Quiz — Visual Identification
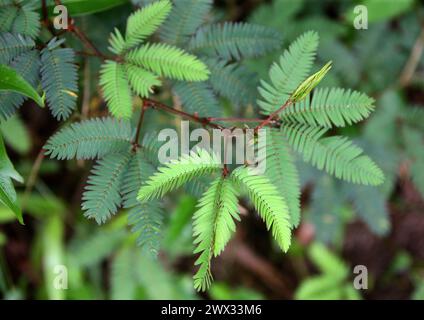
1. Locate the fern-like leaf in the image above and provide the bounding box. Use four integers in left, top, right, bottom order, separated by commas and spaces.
230, 166, 292, 252
137, 149, 222, 202
193, 176, 239, 291
283, 123, 385, 185
173, 81, 222, 118
258, 31, 319, 114
125, 64, 161, 98
125, 43, 210, 81
108, 28, 126, 55
206, 58, 257, 106
259, 128, 301, 226
99, 60, 133, 119
0, 32, 34, 64
82, 152, 132, 224
281, 88, 375, 128
159, 0, 212, 45
41, 40, 78, 120
124, 0, 172, 51
122, 152, 164, 256
0, 2, 40, 39
342, 184, 390, 236
44, 117, 132, 160
188, 22, 282, 60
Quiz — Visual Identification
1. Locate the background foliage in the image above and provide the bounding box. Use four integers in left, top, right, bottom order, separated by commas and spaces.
0, 0, 424, 300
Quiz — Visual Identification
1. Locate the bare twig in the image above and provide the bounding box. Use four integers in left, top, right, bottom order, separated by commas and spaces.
399, 25, 424, 88
255, 99, 292, 132
225, 240, 292, 298
132, 100, 148, 150
22, 148, 45, 209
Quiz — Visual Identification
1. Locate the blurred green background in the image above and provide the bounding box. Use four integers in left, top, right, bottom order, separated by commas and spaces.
1, 0, 424, 300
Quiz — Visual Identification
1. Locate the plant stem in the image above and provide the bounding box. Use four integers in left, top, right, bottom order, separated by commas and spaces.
399, 24, 424, 87
144, 99, 224, 130
255, 99, 292, 131
133, 100, 148, 150
207, 117, 264, 123
41, 0, 49, 26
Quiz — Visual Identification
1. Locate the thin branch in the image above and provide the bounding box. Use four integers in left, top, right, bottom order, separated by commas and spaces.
399, 24, 424, 88
207, 117, 265, 123
144, 98, 224, 130
70, 24, 106, 59
255, 99, 292, 132
22, 148, 45, 210
41, 0, 49, 26
132, 100, 148, 150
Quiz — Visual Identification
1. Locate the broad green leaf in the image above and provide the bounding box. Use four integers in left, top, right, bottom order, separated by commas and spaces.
0, 134, 23, 183
0, 115, 31, 154
46, 0, 129, 17
0, 135, 23, 224
0, 64, 44, 107
0, 176, 22, 224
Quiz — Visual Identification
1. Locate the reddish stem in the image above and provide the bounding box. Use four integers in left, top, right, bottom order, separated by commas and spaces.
255, 99, 292, 132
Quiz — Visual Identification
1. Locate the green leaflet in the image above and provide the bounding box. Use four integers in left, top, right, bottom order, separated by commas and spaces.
100, 60, 133, 119
122, 152, 164, 256
342, 183, 390, 236
206, 58, 257, 106
259, 128, 301, 227
308, 175, 345, 244
188, 22, 282, 60
258, 31, 319, 115
123, 0, 172, 52
125, 64, 161, 98
159, 0, 212, 46
0, 2, 40, 39
193, 176, 239, 291
126, 43, 210, 82
283, 123, 385, 186
40, 39, 78, 120
82, 152, 132, 224
137, 149, 222, 202
173, 81, 222, 118
44, 117, 132, 160
281, 88, 375, 128
0, 32, 35, 65
230, 166, 292, 252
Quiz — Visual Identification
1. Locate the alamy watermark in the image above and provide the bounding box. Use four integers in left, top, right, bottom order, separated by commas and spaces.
157, 121, 267, 174
353, 5, 368, 30
53, 5, 69, 30
353, 265, 368, 290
